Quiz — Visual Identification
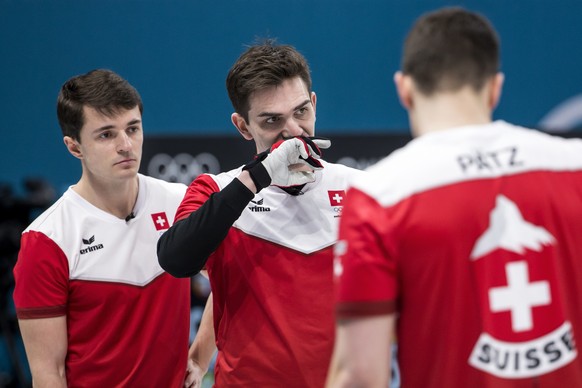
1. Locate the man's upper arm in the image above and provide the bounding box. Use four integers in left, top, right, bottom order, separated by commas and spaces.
13, 231, 69, 319
13, 230, 70, 385
158, 175, 254, 277
19, 316, 68, 386
335, 188, 398, 318
174, 175, 219, 222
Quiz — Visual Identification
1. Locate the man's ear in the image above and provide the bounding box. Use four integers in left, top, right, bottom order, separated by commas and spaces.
489, 72, 505, 110
64, 136, 83, 159
231, 112, 253, 140
394, 71, 414, 110
311, 91, 317, 114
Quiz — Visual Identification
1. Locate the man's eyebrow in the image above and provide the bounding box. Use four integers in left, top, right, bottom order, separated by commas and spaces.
126, 119, 142, 126
293, 99, 311, 111
91, 119, 141, 134
257, 99, 312, 117
92, 124, 114, 134
257, 111, 281, 118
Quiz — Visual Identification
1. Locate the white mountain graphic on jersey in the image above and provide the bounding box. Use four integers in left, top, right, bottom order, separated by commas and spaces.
471, 195, 555, 260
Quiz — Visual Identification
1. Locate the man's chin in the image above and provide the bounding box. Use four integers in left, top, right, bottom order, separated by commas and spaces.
113, 166, 140, 178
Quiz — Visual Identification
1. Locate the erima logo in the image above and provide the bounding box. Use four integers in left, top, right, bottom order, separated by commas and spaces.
248, 197, 270, 212
80, 235, 104, 255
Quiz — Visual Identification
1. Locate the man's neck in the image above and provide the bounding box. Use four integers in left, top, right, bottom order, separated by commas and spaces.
411, 88, 493, 137
73, 174, 139, 219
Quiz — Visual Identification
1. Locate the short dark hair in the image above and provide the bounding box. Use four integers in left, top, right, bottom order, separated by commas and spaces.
226, 39, 312, 122
56, 69, 143, 141
401, 7, 500, 95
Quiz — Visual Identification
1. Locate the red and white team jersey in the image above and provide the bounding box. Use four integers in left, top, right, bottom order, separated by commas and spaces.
13, 174, 190, 388
335, 121, 582, 387
176, 161, 363, 387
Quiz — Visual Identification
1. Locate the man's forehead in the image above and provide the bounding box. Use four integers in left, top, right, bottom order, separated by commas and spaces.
81, 106, 142, 134
83, 105, 141, 121
248, 80, 311, 116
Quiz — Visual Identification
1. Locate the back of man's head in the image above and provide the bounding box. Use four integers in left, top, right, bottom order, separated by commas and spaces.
402, 7, 500, 96
57, 69, 143, 141
226, 39, 312, 123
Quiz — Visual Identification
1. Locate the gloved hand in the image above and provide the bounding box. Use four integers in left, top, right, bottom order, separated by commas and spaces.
299, 136, 331, 168
243, 136, 331, 191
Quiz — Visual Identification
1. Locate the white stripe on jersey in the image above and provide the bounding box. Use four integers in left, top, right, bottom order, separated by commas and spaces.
353, 121, 582, 207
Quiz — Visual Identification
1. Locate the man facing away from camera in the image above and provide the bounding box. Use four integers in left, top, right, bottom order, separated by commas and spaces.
327, 7, 582, 388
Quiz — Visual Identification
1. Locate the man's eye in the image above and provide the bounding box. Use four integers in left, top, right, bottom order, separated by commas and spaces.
99, 132, 110, 139
128, 126, 139, 133
296, 107, 308, 116
266, 117, 280, 124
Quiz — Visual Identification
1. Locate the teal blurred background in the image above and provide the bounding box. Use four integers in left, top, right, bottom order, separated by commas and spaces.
1, 0, 582, 191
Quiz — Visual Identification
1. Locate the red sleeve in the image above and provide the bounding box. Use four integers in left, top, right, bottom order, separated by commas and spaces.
175, 174, 220, 222
13, 231, 69, 319
335, 188, 397, 319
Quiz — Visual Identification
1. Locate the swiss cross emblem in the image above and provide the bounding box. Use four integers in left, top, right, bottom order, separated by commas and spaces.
328, 190, 346, 206
151, 212, 170, 231
468, 195, 576, 379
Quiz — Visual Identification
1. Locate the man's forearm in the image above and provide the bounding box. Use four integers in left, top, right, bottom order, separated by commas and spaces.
18, 317, 68, 388
31, 372, 67, 388
189, 293, 217, 371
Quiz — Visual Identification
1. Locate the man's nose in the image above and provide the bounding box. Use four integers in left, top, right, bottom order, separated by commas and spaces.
282, 119, 305, 138
116, 132, 132, 152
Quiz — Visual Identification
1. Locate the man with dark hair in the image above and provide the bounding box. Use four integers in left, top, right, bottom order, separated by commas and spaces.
327, 7, 582, 387
157, 40, 363, 387
13, 69, 190, 387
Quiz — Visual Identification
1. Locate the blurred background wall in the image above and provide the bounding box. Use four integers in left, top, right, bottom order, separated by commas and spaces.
1, 0, 582, 193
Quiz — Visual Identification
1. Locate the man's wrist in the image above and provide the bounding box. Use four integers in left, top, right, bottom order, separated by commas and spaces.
242, 162, 272, 192
237, 170, 258, 194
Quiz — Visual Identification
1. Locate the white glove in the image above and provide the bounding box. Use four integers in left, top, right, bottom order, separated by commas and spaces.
261, 137, 322, 187
311, 138, 331, 151
244, 136, 331, 191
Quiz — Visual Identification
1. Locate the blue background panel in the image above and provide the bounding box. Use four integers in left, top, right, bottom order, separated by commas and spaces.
1, 0, 581, 190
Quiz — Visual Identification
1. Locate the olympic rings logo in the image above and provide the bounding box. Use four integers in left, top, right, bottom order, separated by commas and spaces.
147, 152, 221, 184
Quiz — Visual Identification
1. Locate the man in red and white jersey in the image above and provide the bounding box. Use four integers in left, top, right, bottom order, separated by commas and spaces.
12, 69, 190, 387
327, 7, 582, 388
157, 40, 364, 387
